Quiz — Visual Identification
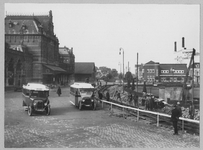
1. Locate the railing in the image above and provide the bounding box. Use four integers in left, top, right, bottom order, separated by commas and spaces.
100, 99, 199, 133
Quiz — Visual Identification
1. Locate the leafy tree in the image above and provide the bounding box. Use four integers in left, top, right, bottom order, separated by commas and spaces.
118, 73, 123, 80
99, 66, 111, 75
125, 71, 133, 88
111, 69, 118, 78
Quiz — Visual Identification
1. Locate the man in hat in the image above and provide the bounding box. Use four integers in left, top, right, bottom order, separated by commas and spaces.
171, 103, 182, 135
176, 102, 182, 117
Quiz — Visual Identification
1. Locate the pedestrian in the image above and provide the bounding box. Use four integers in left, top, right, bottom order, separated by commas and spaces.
171, 103, 182, 135
128, 93, 133, 105
189, 103, 195, 119
98, 91, 103, 100
117, 91, 121, 103
149, 96, 155, 111
57, 86, 61, 96
106, 90, 110, 101
145, 98, 149, 110
176, 102, 182, 116
133, 94, 139, 107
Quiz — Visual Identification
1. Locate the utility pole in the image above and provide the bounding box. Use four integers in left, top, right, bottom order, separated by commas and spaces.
119, 48, 125, 93
137, 53, 138, 93
192, 50, 195, 104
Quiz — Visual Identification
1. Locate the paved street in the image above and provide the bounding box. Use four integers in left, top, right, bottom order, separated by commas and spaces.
4, 87, 200, 148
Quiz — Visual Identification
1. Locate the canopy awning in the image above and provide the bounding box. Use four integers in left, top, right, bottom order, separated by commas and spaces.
44, 64, 67, 73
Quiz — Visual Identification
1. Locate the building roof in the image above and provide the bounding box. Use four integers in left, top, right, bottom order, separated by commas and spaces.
5, 11, 57, 40
59, 47, 74, 55
44, 64, 66, 72
145, 61, 159, 65
75, 62, 95, 74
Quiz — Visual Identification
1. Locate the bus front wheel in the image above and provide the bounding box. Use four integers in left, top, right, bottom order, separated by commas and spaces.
28, 106, 33, 116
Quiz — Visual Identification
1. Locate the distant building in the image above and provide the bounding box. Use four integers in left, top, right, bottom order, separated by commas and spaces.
159, 64, 187, 83
75, 62, 96, 83
143, 61, 159, 83
143, 61, 189, 84
5, 10, 70, 86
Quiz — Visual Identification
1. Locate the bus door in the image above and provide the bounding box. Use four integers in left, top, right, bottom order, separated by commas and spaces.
75, 89, 79, 107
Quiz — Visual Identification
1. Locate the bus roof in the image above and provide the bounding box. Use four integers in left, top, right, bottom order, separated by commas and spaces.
70, 82, 94, 89
22, 83, 49, 91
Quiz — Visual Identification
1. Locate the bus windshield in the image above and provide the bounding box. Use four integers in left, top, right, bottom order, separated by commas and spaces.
30, 91, 49, 98
80, 88, 93, 95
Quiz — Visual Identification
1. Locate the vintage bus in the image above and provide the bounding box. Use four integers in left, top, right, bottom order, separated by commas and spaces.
22, 83, 51, 116
70, 82, 96, 110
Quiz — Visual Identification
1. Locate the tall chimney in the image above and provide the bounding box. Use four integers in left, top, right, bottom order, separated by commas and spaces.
182, 37, 185, 48
174, 41, 177, 52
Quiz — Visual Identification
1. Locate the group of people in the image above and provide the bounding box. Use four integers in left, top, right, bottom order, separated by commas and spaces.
127, 93, 139, 107
144, 96, 155, 111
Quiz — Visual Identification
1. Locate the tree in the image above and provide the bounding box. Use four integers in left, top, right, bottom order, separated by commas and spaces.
99, 66, 111, 75
118, 73, 123, 80
106, 73, 113, 80
111, 69, 118, 78
125, 71, 133, 89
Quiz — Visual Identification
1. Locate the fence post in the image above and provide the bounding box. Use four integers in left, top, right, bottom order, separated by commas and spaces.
102, 101, 103, 108
182, 120, 184, 133
157, 114, 159, 127
111, 103, 112, 111
137, 109, 139, 121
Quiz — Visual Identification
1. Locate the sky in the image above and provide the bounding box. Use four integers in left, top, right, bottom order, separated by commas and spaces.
4, 3, 200, 74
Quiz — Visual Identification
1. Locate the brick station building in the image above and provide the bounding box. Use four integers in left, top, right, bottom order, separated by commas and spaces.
5, 10, 74, 88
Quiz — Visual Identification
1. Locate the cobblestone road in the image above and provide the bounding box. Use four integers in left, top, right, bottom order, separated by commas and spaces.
4, 88, 200, 148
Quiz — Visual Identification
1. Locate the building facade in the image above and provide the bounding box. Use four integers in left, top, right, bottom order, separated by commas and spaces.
5, 42, 33, 87
143, 61, 159, 83
159, 64, 187, 83
143, 61, 190, 84
58, 46, 75, 85
75, 62, 96, 83
5, 11, 70, 85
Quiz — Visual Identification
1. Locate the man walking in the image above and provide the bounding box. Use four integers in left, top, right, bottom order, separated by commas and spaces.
106, 90, 110, 101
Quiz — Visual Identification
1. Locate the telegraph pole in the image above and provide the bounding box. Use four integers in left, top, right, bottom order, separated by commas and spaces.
137, 53, 138, 93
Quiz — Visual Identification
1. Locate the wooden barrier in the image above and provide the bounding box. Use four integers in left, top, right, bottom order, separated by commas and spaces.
101, 99, 199, 134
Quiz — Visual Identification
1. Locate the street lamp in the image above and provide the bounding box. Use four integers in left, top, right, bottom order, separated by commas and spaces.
119, 48, 124, 93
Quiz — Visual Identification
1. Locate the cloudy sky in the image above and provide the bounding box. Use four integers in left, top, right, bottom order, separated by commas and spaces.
5, 3, 200, 73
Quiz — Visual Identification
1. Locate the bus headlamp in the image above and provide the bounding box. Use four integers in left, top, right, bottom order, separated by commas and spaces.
82, 99, 85, 102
